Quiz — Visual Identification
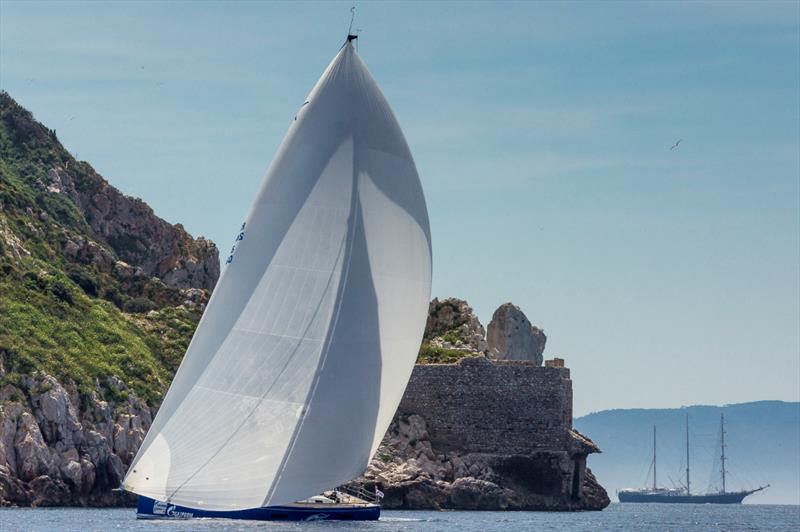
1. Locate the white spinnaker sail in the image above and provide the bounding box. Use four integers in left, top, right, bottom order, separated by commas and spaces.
122, 41, 431, 510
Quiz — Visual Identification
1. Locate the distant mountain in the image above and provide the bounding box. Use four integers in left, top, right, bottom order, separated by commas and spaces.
575, 401, 800, 505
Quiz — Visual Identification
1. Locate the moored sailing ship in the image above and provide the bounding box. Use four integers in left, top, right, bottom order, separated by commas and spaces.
618, 414, 768, 504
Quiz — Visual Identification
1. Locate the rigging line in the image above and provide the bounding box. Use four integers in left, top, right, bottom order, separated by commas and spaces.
339, 6, 360, 52
348, 6, 356, 35
164, 227, 351, 504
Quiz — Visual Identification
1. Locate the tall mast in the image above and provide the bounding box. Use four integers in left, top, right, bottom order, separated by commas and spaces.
720, 414, 727, 494
653, 425, 657, 490
685, 413, 691, 495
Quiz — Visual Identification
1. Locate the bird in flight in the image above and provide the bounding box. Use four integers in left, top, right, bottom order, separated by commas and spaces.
670, 139, 682, 151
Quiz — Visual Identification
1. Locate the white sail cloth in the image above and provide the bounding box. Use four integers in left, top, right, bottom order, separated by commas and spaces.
123, 41, 431, 510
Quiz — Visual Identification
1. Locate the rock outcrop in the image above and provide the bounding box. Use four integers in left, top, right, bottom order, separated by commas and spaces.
0, 373, 147, 506
487, 302, 546, 365
1, 92, 219, 292
424, 298, 488, 354
44, 164, 218, 292
352, 414, 607, 510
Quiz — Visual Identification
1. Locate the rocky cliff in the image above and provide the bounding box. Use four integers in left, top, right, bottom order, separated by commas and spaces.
424, 298, 488, 354
0, 92, 219, 505
1, 92, 218, 291
0, 373, 148, 506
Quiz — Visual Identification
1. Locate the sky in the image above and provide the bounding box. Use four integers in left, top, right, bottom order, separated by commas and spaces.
1, 1, 798, 416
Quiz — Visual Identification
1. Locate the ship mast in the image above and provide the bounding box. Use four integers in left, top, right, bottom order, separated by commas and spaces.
720, 414, 727, 494
685, 413, 691, 496
652, 425, 657, 490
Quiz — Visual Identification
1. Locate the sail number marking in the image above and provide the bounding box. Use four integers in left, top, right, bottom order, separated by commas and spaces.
226, 222, 246, 265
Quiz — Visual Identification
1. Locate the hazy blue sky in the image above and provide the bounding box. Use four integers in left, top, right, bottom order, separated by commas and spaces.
1, 1, 798, 415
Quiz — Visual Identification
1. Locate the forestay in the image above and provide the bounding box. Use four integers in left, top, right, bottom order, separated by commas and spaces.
123, 40, 432, 510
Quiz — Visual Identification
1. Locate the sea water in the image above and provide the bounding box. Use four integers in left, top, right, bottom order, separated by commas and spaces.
0, 504, 798, 531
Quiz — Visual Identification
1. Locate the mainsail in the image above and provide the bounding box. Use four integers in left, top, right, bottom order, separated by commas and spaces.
123, 39, 432, 510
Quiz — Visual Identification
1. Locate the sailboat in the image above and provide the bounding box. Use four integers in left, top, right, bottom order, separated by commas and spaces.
123, 32, 432, 521
618, 414, 768, 504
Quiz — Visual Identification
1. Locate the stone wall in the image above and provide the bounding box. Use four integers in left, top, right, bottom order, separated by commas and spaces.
398, 357, 572, 454
351, 357, 609, 511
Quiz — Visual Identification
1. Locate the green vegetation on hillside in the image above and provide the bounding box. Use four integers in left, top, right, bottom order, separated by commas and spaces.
0, 92, 204, 406
416, 298, 480, 364
0, 269, 196, 405
417, 342, 475, 364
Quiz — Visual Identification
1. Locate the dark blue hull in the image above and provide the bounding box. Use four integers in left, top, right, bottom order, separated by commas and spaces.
136, 496, 380, 521
618, 491, 752, 504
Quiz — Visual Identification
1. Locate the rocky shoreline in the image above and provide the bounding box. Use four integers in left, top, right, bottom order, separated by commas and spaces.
352, 413, 608, 511
0, 372, 144, 506
0, 366, 608, 510
0, 298, 609, 509
1, 303, 609, 510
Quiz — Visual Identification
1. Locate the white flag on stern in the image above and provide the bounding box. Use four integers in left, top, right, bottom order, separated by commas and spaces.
122, 39, 432, 510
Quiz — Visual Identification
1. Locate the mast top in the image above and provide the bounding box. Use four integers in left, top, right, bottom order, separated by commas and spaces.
346, 6, 358, 43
